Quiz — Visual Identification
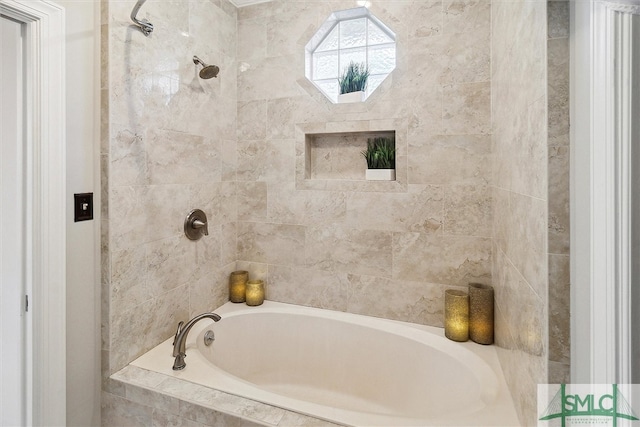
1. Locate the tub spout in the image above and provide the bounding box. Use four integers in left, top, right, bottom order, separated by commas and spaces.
172, 312, 221, 370
172, 353, 186, 371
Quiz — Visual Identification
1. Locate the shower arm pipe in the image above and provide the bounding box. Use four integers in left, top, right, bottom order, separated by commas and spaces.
131, 0, 154, 36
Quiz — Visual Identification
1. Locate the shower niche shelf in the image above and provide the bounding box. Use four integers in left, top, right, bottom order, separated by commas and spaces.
296, 128, 406, 193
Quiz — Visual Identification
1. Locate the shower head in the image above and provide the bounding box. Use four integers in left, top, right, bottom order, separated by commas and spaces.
193, 56, 220, 79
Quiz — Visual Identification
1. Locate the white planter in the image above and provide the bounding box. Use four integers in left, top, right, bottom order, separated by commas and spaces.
337, 91, 365, 103
366, 169, 396, 181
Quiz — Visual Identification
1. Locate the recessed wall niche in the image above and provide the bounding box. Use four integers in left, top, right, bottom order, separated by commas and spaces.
295, 121, 407, 193
307, 131, 395, 180
305, 7, 396, 103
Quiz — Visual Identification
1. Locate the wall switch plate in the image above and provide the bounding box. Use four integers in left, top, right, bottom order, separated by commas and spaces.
74, 193, 93, 222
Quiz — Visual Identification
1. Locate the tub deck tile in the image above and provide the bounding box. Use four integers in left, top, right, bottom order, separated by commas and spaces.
278, 411, 345, 427
126, 382, 181, 414
177, 400, 267, 427
112, 365, 169, 389
151, 408, 207, 427
155, 376, 217, 403
155, 376, 287, 425
112, 365, 339, 427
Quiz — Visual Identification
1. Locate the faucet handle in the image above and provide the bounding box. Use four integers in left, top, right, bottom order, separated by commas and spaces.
184, 209, 208, 240
192, 219, 208, 236
173, 321, 184, 346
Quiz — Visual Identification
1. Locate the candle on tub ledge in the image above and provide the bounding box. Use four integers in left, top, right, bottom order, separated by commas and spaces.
444, 289, 469, 342
229, 270, 248, 303
245, 280, 265, 306
468, 282, 494, 345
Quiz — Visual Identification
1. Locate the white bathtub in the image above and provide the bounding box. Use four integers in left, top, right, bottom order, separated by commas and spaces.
131, 301, 519, 426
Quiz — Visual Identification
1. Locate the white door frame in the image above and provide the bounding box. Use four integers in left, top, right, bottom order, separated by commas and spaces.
0, 0, 66, 424
571, 0, 640, 384
1, 13, 27, 426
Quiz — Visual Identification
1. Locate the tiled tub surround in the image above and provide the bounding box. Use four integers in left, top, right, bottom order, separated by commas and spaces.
236, 0, 493, 327
102, 0, 494, 381
101, 0, 239, 385
547, 0, 570, 384
491, 0, 551, 424
99, 0, 569, 425
123, 301, 518, 427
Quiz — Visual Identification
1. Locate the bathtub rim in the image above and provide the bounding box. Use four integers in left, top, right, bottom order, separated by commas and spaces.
199, 302, 500, 404
130, 300, 520, 426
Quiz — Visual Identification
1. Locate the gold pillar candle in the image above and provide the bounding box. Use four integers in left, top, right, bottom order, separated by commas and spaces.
229, 270, 248, 303
245, 280, 265, 306
469, 283, 494, 345
444, 289, 469, 342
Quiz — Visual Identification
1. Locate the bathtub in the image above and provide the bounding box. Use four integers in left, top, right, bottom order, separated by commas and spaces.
131, 301, 519, 426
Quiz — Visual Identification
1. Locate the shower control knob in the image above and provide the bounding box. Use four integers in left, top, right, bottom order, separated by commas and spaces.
184, 209, 208, 240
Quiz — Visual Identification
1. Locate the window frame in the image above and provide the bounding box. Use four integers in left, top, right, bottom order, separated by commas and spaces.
305, 7, 396, 103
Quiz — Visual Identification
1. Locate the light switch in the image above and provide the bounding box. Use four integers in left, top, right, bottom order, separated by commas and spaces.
74, 193, 93, 222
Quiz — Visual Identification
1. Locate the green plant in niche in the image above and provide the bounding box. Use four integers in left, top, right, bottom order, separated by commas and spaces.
361, 137, 396, 169
338, 62, 370, 94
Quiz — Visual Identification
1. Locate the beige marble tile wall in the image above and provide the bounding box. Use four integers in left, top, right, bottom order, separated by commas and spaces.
236, 1, 492, 327
101, 0, 238, 381
491, 0, 549, 424
547, 0, 570, 384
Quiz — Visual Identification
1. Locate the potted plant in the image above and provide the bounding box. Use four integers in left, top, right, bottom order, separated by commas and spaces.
361, 136, 396, 181
337, 61, 369, 103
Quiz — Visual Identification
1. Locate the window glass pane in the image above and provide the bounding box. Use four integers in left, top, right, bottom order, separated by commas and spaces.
339, 18, 367, 48
365, 73, 388, 95
316, 25, 339, 52
368, 44, 396, 74
339, 47, 366, 75
314, 51, 339, 80
367, 19, 394, 45
305, 8, 396, 103
314, 78, 340, 101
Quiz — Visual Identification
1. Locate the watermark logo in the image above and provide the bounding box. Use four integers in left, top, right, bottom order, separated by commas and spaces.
538, 384, 639, 426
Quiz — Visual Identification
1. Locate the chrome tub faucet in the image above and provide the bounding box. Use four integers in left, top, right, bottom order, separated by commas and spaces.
172, 312, 221, 370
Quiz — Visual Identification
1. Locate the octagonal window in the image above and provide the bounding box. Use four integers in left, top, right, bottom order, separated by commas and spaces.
305, 7, 396, 103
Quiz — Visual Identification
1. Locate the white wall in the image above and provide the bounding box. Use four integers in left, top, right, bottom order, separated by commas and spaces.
61, 0, 101, 425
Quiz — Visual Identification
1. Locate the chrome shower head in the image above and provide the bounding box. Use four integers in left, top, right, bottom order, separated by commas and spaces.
193, 56, 219, 79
